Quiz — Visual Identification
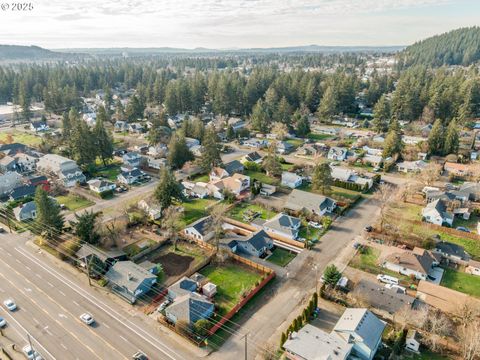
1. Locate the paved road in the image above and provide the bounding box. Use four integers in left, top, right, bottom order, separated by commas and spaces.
211, 196, 381, 360
0, 233, 202, 360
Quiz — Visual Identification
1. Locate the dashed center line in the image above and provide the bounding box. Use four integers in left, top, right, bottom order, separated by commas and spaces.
59, 290, 66, 297
60, 343, 68, 350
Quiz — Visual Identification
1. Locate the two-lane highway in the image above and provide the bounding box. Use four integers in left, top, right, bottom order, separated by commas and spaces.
0, 233, 202, 360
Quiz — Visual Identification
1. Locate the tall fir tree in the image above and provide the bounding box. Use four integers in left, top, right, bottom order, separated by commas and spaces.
427, 119, 445, 155
34, 187, 64, 239
372, 95, 390, 133
94, 106, 114, 166
443, 118, 459, 155
311, 161, 332, 194
154, 167, 184, 210
167, 133, 194, 169
317, 85, 337, 121
200, 127, 222, 172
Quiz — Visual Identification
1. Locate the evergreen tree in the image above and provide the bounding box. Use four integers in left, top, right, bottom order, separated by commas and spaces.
296, 114, 310, 137
154, 167, 184, 210
382, 119, 403, 158
226, 125, 235, 140
275, 96, 292, 124
18, 80, 32, 122
311, 162, 332, 194
251, 99, 270, 133
34, 187, 64, 239
427, 119, 445, 155
443, 118, 459, 155
147, 116, 171, 145
125, 95, 144, 122
71, 211, 101, 245
372, 95, 390, 133
114, 98, 125, 120
323, 264, 341, 287
167, 133, 194, 170
317, 86, 337, 121
201, 127, 222, 172
71, 113, 97, 168
263, 144, 282, 177
94, 106, 114, 166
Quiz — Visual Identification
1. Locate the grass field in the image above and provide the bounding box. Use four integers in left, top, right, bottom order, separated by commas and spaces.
55, 194, 94, 211
190, 173, 210, 183
453, 215, 479, 233
410, 351, 449, 360
0, 131, 42, 146
440, 268, 480, 298
286, 139, 304, 148
123, 238, 156, 257
199, 263, 262, 315
227, 202, 276, 223
95, 163, 122, 181
266, 248, 296, 267
300, 184, 361, 203
180, 198, 217, 226
244, 170, 279, 186
307, 133, 333, 141
280, 162, 295, 171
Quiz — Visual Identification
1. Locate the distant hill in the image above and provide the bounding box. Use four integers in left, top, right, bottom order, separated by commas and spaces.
398, 27, 480, 67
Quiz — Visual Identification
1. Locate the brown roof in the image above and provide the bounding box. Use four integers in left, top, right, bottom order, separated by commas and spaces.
384, 248, 439, 275
416, 280, 480, 314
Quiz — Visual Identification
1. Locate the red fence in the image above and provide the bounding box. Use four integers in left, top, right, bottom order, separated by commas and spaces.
208, 271, 276, 335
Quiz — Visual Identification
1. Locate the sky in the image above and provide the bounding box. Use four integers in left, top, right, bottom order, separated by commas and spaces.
0, 0, 479, 49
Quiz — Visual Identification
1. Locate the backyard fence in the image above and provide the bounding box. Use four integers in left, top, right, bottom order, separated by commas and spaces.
411, 219, 480, 241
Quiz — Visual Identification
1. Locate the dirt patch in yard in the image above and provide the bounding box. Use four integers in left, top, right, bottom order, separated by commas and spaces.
154, 252, 194, 276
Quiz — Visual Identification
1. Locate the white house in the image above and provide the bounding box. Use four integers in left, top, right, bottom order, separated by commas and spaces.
284, 189, 336, 216
117, 168, 143, 185
422, 199, 453, 226
138, 199, 162, 220
262, 213, 301, 240
30, 121, 49, 132
405, 330, 421, 353
13, 201, 37, 221
382, 247, 441, 281
87, 179, 116, 194
327, 147, 348, 161
122, 152, 142, 168
37, 154, 86, 187
281, 171, 303, 189
208, 174, 250, 200
145, 156, 166, 170
183, 217, 213, 242
396, 160, 428, 173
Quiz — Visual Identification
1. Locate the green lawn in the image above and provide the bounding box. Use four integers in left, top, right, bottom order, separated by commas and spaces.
0, 131, 42, 146
181, 198, 217, 226
244, 170, 279, 186
123, 238, 156, 257
286, 139, 304, 148
307, 133, 333, 141
190, 173, 210, 183
298, 225, 322, 242
453, 215, 479, 233
227, 202, 276, 223
440, 268, 480, 298
280, 162, 295, 171
410, 351, 450, 360
95, 163, 122, 181
266, 248, 296, 267
199, 263, 262, 315
55, 194, 94, 211
299, 184, 361, 203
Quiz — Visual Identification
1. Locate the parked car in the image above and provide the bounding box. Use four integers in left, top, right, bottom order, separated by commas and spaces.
3, 299, 16, 311
427, 275, 436, 281
384, 283, 406, 293
0, 317, 6, 327
132, 351, 148, 360
157, 299, 171, 312
376, 274, 399, 285
22, 345, 43, 360
308, 221, 323, 229
352, 242, 361, 249
0, 227, 6, 233
80, 313, 95, 325
455, 226, 470, 233
364, 225, 373, 232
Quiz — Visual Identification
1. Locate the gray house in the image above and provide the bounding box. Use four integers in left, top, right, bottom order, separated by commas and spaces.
229, 230, 274, 257
168, 276, 198, 300
13, 201, 37, 221
105, 261, 157, 304
284, 189, 336, 216
262, 213, 301, 240
165, 292, 214, 326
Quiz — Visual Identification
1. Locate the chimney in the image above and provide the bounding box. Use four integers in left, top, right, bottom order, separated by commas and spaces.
127, 272, 132, 281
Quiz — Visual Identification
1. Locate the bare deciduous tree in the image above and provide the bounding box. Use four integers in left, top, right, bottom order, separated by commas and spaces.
459, 320, 480, 360
417, 162, 442, 187
423, 310, 453, 352
162, 206, 182, 250
208, 203, 229, 252
374, 183, 394, 232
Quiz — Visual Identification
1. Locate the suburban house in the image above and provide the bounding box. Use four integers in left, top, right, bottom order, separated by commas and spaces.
262, 213, 301, 240
75, 244, 127, 269
114, 120, 128, 132
87, 179, 116, 194
11, 153, 38, 173
276, 141, 294, 155
183, 216, 213, 242
228, 230, 274, 258
138, 199, 162, 220
0, 172, 23, 196
167, 276, 198, 300
185, 137, 200, 149
210, 167, 230, 182
402, 135, 426, 145
37, 154, 86, 187
433, 241, 470, 264
382, 247, 440, 281
458, 182, 480, 201
147, 144, 167, 158
117, 168, 143, 185
208, 173, 250, 199
363, 154, 383, 167
396, 160, 427, 173
327, 147, 348, 161
165, 292, 214, 326
128, 123, 145, 134
13, 201, 37, 221
223, 160, 244, 175
105, 261, 157, 304
330, 167, 373, 189
0, 155, 16, 172
145, 156, 166, 170
333, 308, 386, 360
30, 120, 49, 132
243, 138, 268, 149
424, 189, 469, 204
260, 183, 276, 196
421, 199, 454, 226
0, 143, 29, 156
122, 152, 142, 168
242, 151, 263, 164
353, 279, 415, 315
405, 330, 421, 353
466, 260, 480, 276
189, 183, 209, 199
28, 175, 49, 192
444, 162, 472, 177
284, 189, 336, 216
281, 171, 303, 189
9, 184, 37, 201
283, 324, 353, 360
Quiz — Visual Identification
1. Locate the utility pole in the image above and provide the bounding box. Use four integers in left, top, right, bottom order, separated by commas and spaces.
87, 256, 92, 286
243, 333, 248, 360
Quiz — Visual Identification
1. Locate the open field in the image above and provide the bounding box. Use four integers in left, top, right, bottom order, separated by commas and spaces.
244, 170, 280, 186
227, 202, 276, 223
190, 173, 210, 183
266, 247, 296, 267
180, 198, 217, 226
299, 184, 361, 203
0, 130, 42, 146
199, 262, 263, 316
55, 194, 94, 211
285, 139, 304, 148
94, 162, 122, 181
123, 238, 156, 257
307, 133, 333, 141
440, 267, 480, 298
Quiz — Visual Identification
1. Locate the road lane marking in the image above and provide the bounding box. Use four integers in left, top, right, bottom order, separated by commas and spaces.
73, 301, 79, 306
103, 323, 110, 329
33, 317, 39, 324
59, 290, 66, 297
119, 335, 128, 343
35, 273, 42, 279
16, 247, 181, 360
15, 259, 21, 264
60, 343, 68, 350
25, 266, 31, 271
47, 282, 54, 287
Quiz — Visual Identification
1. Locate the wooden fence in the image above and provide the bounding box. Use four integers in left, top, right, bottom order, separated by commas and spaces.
411, 219, 480, 241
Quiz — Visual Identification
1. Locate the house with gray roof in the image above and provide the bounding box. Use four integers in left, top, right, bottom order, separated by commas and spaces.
422, 199, 453, 226
262, 213, 301, 240
13, 201, 37, 221
0, 171, 23, 196
459, 182, 480, 201
105, 260, 157, 304
327, 147, 348, 161
281, 171, 303, 189
333, 308, 386, 360
433, 241, 470, 264
382, 247, 440, 281
0, 155, 16, 172
165, 292, 214, 326
228, 230, 274, 258
183, 216, 213, 242
223, 160, 244, 175
284, 189, 336, 216
9, 184, 37, 201
75, 244, 127, 269
167, 276, 198, 300
122, 152, 142, 168
283, 324, 353, 360
396, 160, 427, 173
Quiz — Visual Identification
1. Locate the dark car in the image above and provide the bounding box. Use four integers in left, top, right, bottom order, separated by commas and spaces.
364, 226, 373, 232
456, 226, 470, 233
132, 351, 148, 360
0, 228, 6, 233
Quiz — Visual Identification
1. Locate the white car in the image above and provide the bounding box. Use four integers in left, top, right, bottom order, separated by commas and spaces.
3, 299, 17, 311
0, 317, 6, 327
22, 345, 43, 360
376, 274, 399, 285
384, 283, 406, 294
80, 313, 95, 325
308, 221, 323, 229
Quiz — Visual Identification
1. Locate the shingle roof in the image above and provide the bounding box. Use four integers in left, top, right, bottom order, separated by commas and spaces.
245, 152, 262, 162
168, 276, 198, 298
384, 248, 438, 275
9, 184, 36, 200
105, 261, 156, 294
166, 292, 214, 325
435, 241, 468, 260
285, 189, 335, 213
186, 216, 211, 236
224, 160, 244, 174
246, 230, 273, 251
263, 213, 300, 237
